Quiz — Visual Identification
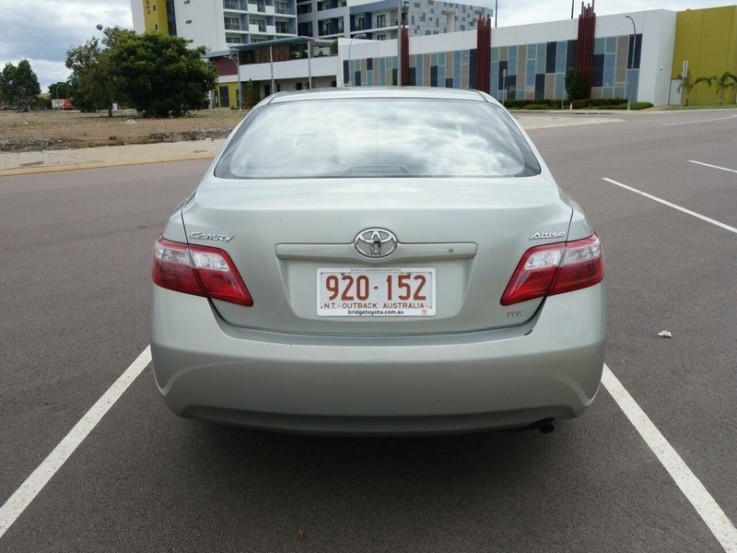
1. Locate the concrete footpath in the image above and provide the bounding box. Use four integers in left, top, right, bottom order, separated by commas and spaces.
0, 114, 621, 178
0, 139, 227, 177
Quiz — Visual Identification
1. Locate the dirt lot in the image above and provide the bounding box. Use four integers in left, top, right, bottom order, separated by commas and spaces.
0, 108, 247, 152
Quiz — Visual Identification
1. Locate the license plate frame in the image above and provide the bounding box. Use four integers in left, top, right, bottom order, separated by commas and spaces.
317, 267, 436, 317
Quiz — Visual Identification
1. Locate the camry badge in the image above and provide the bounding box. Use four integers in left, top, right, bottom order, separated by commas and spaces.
354, 228, 398, 258
190, 232, 234, 242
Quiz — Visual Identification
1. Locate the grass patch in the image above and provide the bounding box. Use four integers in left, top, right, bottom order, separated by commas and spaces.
0, 108, 246, 152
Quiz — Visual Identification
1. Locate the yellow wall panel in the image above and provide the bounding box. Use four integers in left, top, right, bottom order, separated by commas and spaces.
142, 0, 169, 35
672, 6, 737, 105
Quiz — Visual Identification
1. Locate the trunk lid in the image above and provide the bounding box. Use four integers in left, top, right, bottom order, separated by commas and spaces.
180, 176, 573, 335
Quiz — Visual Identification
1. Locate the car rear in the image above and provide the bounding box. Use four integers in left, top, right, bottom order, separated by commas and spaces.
150, 88, 605, 434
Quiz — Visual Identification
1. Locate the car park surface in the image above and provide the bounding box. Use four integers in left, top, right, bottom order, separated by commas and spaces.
0, 108, 735, 552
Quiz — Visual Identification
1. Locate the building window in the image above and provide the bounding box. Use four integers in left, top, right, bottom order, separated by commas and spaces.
377, 34, 386, 40
377, 14, 386, 27
225, 16, 241, 30
357, 17, 364, 30
186, 19, 192, 24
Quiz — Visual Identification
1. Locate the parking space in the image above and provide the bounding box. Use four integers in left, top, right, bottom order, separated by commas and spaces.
1, 110, 736, 551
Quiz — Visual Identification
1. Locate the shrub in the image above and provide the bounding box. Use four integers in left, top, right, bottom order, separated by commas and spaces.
565, 68, 585, 102
630, 101, 653, 110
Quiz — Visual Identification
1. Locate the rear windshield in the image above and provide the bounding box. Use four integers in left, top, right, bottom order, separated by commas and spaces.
215, 98, 541, 179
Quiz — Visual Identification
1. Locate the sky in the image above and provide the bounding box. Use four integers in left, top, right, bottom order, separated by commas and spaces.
0, 0, 732, 93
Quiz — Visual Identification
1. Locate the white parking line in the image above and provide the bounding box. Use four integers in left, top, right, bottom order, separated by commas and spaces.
602, 366, 737, 552
689, 160, 737, 175
602, 178, 737, 235
0, 347, 152, 540
662, 114, 737, 126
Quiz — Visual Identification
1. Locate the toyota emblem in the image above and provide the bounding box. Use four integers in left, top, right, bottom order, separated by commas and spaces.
354, 228, 398, 258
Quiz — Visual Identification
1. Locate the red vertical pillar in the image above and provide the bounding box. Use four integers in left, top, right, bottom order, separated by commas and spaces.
475, 15, 491, 93
576, 2, 596, 98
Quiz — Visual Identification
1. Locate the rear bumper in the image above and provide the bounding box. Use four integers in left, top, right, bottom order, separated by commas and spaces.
151, 284, 606, 434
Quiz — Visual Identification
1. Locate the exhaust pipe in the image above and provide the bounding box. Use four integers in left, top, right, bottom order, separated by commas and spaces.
539, 421, 555, 434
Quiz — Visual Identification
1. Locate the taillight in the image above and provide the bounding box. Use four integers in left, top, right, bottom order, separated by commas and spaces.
501, 234, 603, 306
152, 237, 253, 307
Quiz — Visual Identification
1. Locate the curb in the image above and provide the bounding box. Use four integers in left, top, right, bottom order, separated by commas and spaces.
0, 151, 217, 178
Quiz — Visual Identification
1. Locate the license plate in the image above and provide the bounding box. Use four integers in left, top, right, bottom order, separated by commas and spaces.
317, 268, 436, 317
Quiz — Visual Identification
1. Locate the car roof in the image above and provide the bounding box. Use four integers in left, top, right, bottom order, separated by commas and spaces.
265, 87, 497, 105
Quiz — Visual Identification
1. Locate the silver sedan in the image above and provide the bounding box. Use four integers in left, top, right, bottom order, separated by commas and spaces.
151, 87, 605, 435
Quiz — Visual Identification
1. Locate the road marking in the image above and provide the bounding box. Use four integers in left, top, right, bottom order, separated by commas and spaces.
0, 347, 152, 540
602, 178, 737, 235
662, 114, 737, 126
689, 160, 737, 175
602, 365, 737, 552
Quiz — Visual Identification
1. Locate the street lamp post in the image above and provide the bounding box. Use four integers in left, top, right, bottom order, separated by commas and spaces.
228, 50, 242, 110
625, 15, 637, 111
397, 0, 402, 86
347, 33, 367, 86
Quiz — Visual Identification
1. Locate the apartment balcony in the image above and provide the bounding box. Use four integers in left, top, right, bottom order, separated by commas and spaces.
223, 0, 247, 9
247, 3, 266, 12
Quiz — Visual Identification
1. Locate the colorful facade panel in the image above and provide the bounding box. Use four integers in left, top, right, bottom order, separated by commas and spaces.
487, 35, 639, 101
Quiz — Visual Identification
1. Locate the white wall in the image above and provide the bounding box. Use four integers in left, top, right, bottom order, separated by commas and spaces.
175, 0, 227, 51
638, 10, 677, 105
493, 18, 577, 47
409, 30, 475, 54
231, 55, 340, 82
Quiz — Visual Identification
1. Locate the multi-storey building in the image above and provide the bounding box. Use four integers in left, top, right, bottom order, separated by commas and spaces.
296, 0, 491, 42
131, 0, 299, 50
131, 0, 492, 50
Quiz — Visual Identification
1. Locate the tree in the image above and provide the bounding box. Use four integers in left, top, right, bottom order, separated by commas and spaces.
0, 60, 41, 110
243, 79, 260, 108
48, 81, 74, 99
676, 71, 713, 106
109, 33, 217, 117
66, 26, 134, 116
564, 67, 585, 102
714, 71, 737, 105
